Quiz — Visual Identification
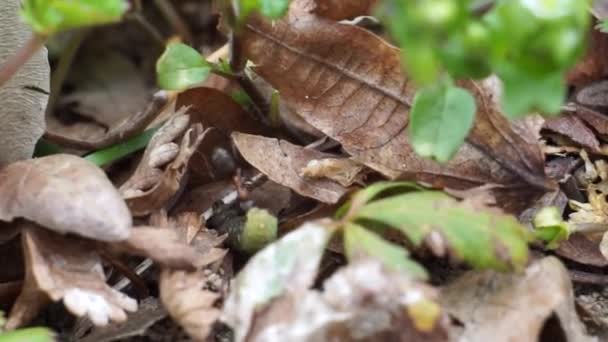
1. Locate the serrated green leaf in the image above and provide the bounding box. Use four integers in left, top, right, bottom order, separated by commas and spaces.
0, 327, 55, 342
336, 181, 420, 219
21, 0, 128, 36
156, 43, 211, 91
410, 84, 476, 163
344, 223, 428, 280
354, 191, 531, 271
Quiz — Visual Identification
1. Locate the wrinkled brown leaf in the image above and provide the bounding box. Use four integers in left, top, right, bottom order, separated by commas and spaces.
239, 260, 447, 342
241, 5, 553, 213
544, 114, 601, 153
441, 257, 592, 342
232, 132, 349, 203
7, 225, 137, 329
567, 27, 608, 87
0, 154, 131, 241
312, 0, 379, 21
0, 0, 49, 166
557, 233, 608, 267
120, 109, 207, 216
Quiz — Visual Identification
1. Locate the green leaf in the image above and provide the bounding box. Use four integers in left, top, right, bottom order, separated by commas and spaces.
259, 0, 290, 18
409, 84, 476, 163
344, 223, 428, 280
156, 43, 212, 91
335, 181, 420, 219
533, 206, 570, 249
499, 67, 565, 118
21, 0, 128, 36
0, 327, 55, 342
354, 191, 532, 271
84, 127, 158, 166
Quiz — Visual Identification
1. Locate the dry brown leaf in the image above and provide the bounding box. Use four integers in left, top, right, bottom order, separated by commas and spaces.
160, 270, 221, 342
241, 260, 448, 342
241, 4, 554, 213
0, 0, 49, 166
312, 0, 379, 21
441, 256, 592, 342
300, 157, 366, 187
120, 108, 207, 216
0, 154, 131, 241
7, 225, 137, 329
573, 105, 608, 137
567, 27, 608, 87
232, 132, 348, 203
557, 233, 608, 267
544, 114, 601, 153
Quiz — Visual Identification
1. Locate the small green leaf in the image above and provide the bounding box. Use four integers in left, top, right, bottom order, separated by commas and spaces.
354, 191, 532, 271
259, 0, 290, 18
533, 206, 570, 249
336, 181, 420, 219
0, 327, 55, 342
84, 127, 158, 166
409, 84, 476, 163
239, 208, 278, 254
344, 223, 428, 280
21, 0, 128, 36
156, 43, 212, 91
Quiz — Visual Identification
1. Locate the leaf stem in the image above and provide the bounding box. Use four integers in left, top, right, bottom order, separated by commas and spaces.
84, 127, 159, 167
0, 33, 47, 88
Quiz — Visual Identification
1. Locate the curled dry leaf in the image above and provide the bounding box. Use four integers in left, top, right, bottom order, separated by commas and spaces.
241, 3, 554, 213
7, 226, 137, 329
300, 157, 366, 187
120, 108, 207, 216
0, 0, 49, 166
441, 257, 592, 342
158, 212, 228, 341
543, 114, 601, 153
0, 154, 131, 241
232, 133, 348, 203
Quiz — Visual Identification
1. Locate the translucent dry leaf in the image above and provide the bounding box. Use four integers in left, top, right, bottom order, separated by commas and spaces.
120, 108, 206, 216
0, 154, 131, 241
7, 226, 137, 329
0, 0, 49, 166
300, 157, 366, 187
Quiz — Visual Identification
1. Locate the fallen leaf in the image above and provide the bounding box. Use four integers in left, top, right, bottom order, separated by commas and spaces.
311, 0, 379, 20
7, 225, 137, 329
241, 5, 554, 213
544, 114, 601, 153
567, 26, 608, 86
0, 0, 49, 166
300, 157, 366, 187
79, 298, 167, 342
232, 133, 349, 203
0, 154, 131, 241
557, 233, 608, 267
222, 221, 334, 341
120, 108, 207, 216
231, 259, 447, 342
441, 256, 593, 342
574, 105, 608, 137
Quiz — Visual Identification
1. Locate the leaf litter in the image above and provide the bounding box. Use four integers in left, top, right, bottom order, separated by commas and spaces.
4, 0, 608, 341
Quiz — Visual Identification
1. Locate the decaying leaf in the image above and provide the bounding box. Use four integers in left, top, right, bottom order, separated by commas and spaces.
0, 154, 131, 241
222, 222, 333, 341
543, 114, 601, 153
0, 0, 49, 166
232, 133, 349, 203
7, 226, 137, 329
300, 157, 366, 187
120, 108, 207, 216
441, 257, 593, 342
557, 233, 608, 267
311, 0, 379, 20
158, 212, 228, 341
241, 3, 554, 213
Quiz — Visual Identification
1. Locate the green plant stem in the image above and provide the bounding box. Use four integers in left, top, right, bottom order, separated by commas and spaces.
153, 0, 193, 42
0, 33, 47, 88
46, 29, 89, 116
84, 127, 158, 167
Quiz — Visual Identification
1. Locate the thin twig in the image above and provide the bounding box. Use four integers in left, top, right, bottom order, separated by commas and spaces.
44, 90, 169, 149
0, 33, 47, 87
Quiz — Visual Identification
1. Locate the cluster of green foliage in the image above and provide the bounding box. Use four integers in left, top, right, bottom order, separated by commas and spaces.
379, 0, 590, 161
